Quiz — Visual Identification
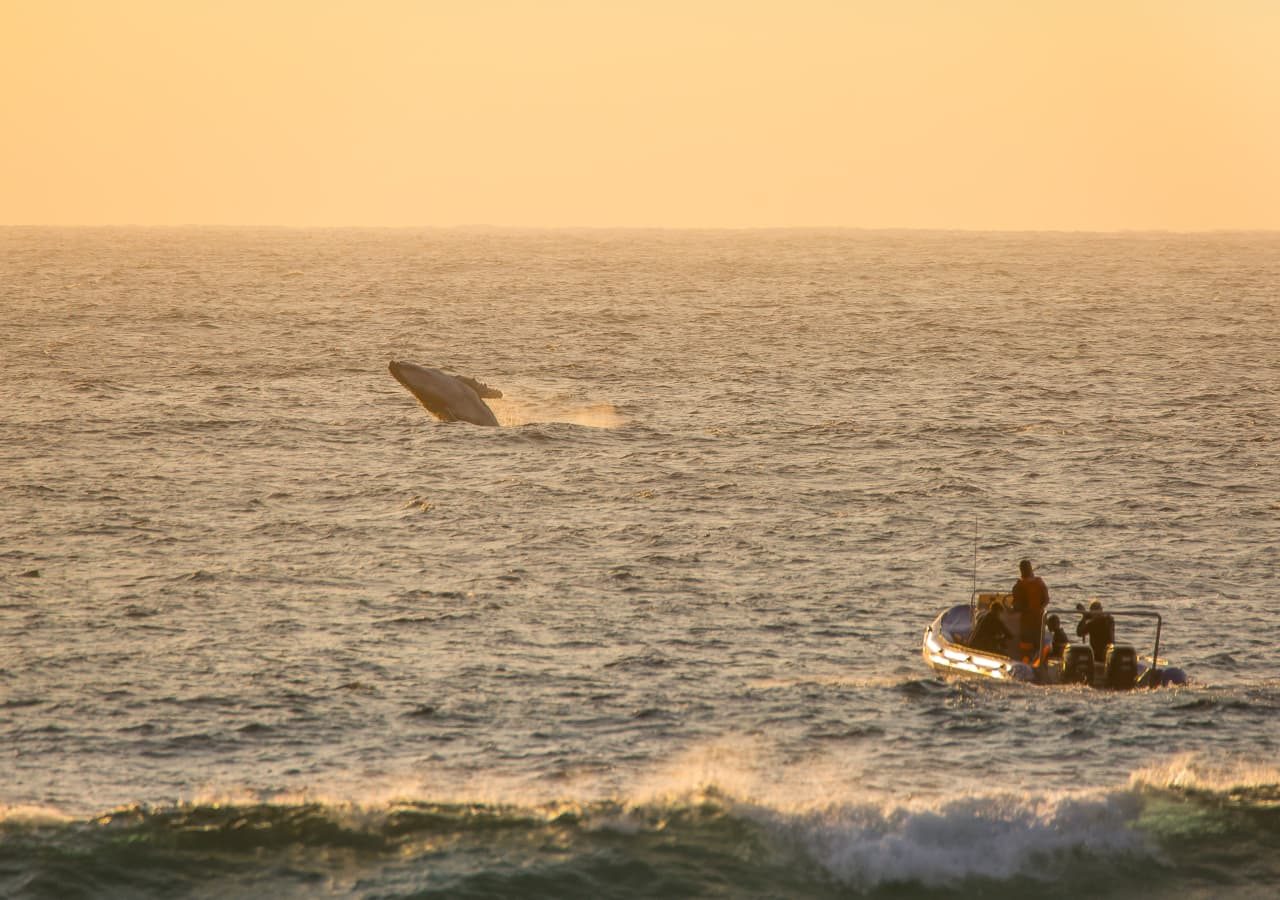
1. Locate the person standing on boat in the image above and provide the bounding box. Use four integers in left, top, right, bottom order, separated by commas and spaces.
1011, 559, 1049, 665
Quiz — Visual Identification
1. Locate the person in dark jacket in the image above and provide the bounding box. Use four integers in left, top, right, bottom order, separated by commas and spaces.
1076, 600, 1115, 660
1045, 614, 1070, 660
969, 601, 1013, 655
1011, 559, 1050, 664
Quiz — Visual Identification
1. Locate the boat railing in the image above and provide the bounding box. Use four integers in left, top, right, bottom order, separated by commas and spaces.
1105, 609, 1163, 667
1072, 604, 1164, 666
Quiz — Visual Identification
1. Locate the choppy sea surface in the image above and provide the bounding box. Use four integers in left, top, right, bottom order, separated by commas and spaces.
1, 228, 1278, 898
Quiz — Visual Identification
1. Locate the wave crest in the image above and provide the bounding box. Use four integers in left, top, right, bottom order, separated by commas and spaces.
4, 764, 1277, 897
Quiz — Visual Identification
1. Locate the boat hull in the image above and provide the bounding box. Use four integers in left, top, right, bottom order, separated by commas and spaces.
922, 605, 1035, 683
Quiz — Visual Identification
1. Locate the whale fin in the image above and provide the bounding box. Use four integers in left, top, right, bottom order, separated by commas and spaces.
457, 375, 503, 399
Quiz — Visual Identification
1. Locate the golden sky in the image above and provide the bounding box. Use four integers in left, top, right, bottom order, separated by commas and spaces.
3, 0, 1277, 229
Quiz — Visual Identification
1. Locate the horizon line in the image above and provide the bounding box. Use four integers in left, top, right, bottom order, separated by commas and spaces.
3, 223, 1279, 236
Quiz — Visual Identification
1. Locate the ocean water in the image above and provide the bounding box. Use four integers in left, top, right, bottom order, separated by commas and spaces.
1, 227, 1278, 898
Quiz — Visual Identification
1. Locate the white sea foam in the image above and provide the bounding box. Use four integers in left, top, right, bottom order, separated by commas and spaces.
489, 397, 624, 428
1129, 751, 1280, 794
755, 790, 1149, 888
614, 736, 1154, 887
0, 803, 75, 826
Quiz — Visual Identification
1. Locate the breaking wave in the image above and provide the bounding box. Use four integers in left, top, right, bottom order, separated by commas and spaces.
3, 758, 1276, 899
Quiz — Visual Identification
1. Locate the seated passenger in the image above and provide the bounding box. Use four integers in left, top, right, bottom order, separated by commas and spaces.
969, 601, 1013, 655
1045, 614, 1070, 660
1076, 600, 1116, 660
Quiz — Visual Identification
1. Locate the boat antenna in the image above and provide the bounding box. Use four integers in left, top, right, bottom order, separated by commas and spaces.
970, 522, 978, 601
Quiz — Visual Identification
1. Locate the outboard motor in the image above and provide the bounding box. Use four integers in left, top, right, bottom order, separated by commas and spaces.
1061, 644, 1094, 685
1104, 644, 1138, 690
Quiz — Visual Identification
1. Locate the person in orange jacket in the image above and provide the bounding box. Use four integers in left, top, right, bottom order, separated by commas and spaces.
1011, 559, 1049, 665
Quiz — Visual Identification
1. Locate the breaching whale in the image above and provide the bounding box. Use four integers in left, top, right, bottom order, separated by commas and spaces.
388, 360, 503, 426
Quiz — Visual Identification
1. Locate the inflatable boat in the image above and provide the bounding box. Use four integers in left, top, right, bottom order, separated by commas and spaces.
921, 592, 1188, 688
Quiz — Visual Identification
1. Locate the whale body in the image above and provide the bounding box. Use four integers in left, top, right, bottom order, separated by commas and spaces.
388, 361, 503, 426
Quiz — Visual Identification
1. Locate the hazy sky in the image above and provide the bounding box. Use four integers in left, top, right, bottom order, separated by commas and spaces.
3, 0, 1278, 229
